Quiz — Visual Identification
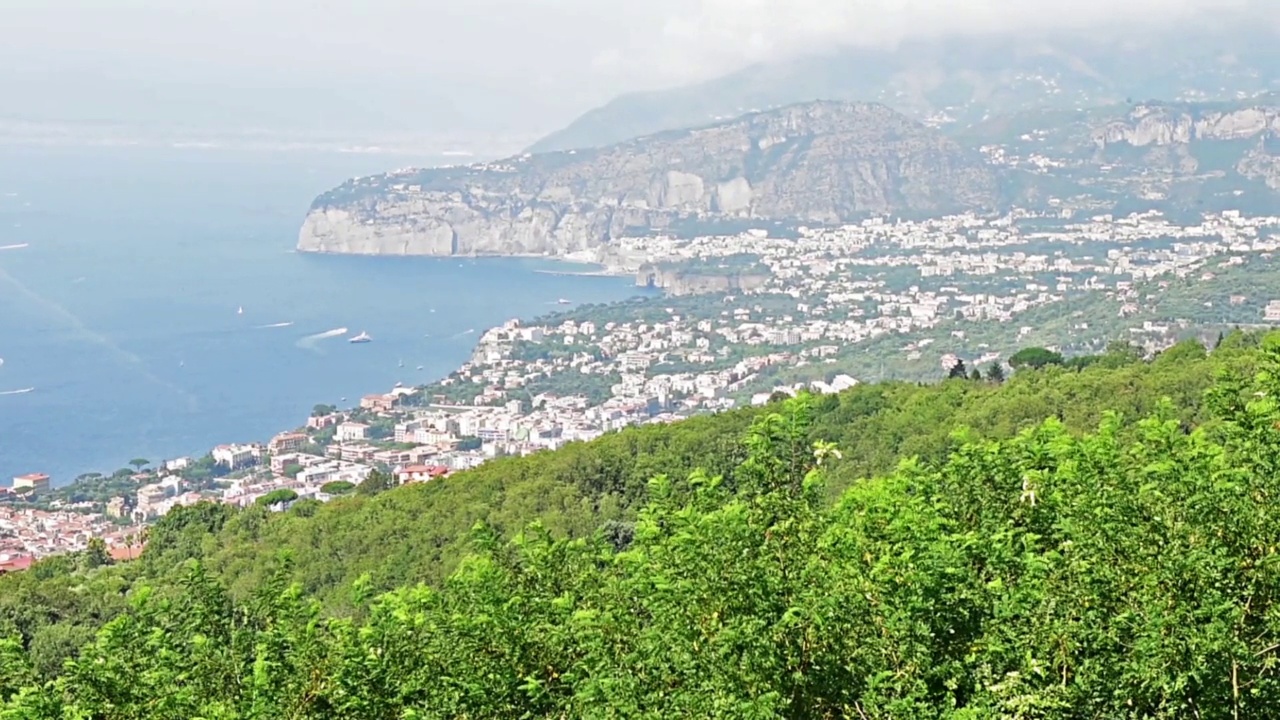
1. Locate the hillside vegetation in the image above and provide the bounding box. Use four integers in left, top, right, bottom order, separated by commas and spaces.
0, 333, 1277, 717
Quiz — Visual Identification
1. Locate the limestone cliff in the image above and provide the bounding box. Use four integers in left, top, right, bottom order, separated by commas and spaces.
298, 102, 1001, 257
1091, 105, 1280, 148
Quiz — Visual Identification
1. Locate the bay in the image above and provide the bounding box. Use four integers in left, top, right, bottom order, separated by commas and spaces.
0, 144, 647, 484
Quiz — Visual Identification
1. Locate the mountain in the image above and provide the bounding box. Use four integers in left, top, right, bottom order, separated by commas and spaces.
297, 101, 1001, 257
963, 95, 1280, 213
529, 23, 1280, 154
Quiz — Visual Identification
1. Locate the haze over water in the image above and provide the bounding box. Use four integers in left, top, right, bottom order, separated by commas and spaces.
0, 144, 647, 484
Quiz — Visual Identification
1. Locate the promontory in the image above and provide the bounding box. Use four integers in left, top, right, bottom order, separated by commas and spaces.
297, 101, 1002, 257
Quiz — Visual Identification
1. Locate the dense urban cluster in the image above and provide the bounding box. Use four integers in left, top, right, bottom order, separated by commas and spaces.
7, 208, 1280, 566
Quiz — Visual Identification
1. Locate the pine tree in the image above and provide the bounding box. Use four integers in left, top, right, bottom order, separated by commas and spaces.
986, 363, 1005, 383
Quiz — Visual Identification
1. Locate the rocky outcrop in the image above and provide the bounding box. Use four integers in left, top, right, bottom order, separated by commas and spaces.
1238, 135, 1280, 190
1092, 105, 1280, 148
298, 102, 1001, 257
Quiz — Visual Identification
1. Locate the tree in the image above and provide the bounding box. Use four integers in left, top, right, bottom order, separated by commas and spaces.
986, 363, 1006, 383
127, 459, 150, 471
257, 489, 299, 508
947, 359, 968, 379
1009, 346, 1065, 369
312, 404, 337, 417
968, 367, 983, 381
282, 464, 304, 479
320, 481, 355, 496
79, 538, 111, 570
356, 470, 396, 496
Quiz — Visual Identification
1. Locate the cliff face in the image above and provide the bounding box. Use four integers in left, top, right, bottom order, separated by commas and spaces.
298, 102, 1001, 257
1091, 106, 1280, 148
964, 96, 1280, 210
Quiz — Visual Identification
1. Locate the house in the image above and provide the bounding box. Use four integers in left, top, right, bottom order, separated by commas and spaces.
269, 432, 308, 454
0, 554, 34, 574
11, 473, 50, 496
397, 465, 449, 484
360, 394, 398, 413
307, 413, 340, 430
108, 544, 145, 563
212, 444, 256, 471
105, 496, 128, 518
163, 457, 191, 472
336, 422, 369, 442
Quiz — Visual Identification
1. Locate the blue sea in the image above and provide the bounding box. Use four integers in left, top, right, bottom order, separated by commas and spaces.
0, 144, 647, 484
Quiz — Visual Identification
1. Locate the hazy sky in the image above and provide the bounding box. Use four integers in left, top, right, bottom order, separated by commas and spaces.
0, 0, 1269, 140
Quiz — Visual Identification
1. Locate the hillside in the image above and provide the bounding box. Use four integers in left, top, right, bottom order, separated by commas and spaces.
297, 101, 1001, 257
962, 95, 1280, 213
529, 22, 1280, 153
1, 333, 1279, 715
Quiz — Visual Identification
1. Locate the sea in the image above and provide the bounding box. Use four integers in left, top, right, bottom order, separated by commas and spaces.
0, 143, 649, 484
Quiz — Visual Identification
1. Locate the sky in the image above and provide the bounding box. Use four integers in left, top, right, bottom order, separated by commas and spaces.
0, 0, 1270, 142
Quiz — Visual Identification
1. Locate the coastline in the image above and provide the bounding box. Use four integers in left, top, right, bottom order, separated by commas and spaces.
33, 253, 654, 493
295, 247, 639, 278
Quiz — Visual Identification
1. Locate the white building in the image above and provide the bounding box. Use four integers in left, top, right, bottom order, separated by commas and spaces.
212, 444, 256, 471
336, 422, 369, 442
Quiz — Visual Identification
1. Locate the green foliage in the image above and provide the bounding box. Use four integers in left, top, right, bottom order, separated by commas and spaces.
985, 362, 1006, 383
319, 481, 355, 496
355, 470, 395, 497
4, 337, 1280, 716
1009, 346, 1065, 369
13, 377, 1280, 716
256, 489, 299, 508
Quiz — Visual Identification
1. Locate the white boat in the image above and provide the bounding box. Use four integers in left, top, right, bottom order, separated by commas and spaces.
349, 331, 372, 344
557, 298, 571, 305
237, 306, 244, 315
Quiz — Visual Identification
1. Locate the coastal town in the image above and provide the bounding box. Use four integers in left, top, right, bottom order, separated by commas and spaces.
7, 207, 1280, 566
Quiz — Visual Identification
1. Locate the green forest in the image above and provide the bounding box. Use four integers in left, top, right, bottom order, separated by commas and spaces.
3, 332, 1280, 717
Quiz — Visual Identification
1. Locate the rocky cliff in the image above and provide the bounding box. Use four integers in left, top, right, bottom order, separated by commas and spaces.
1091, 105, 1280, 148
297, 102, 1001, 257
964, 96, 1280, 211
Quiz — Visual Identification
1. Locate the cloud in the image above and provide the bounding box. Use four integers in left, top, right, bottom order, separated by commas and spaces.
613, 0, 1268, 85
0, 0, 1272, 135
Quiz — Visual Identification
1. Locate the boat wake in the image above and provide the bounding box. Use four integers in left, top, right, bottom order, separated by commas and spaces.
0, 387, 33, 396
296, 327, 349, 351
450, 328, 476, 339
0, 243, 29, 251
256, 322, 294, 329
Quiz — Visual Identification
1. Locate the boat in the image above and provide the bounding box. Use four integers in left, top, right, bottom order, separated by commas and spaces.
237, 306, 243, 315
557, 298, 571, 305
398, 359, 404, 368
349, 331, 372, 344
416, 365, 424, 371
